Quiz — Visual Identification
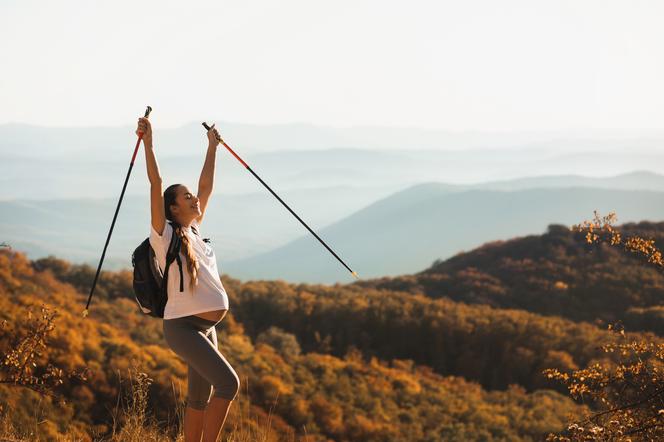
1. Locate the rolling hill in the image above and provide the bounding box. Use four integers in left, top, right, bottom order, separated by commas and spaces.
223, 186, 664, 283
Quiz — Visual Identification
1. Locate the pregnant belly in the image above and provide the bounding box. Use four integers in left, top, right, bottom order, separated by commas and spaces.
194, 309, 228, 322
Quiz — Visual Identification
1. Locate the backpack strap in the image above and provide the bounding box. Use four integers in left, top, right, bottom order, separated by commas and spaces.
175, 254, 184, 291
164, 222, 204, 293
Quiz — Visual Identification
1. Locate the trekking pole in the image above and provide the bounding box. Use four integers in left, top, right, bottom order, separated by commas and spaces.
202, 122, 359, 280
82, 106, 153, 318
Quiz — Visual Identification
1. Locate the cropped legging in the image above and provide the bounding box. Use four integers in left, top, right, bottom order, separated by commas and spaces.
163, 314, 240, 409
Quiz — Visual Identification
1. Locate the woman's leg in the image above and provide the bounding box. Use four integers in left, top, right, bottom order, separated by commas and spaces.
184, 329, 215, 442
163, 316, 240, 442
184, 407, 205, 442
202, 326, 236, 442
203, 397, 233, 442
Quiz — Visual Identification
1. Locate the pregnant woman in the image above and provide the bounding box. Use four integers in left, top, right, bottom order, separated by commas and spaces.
137, 116, 240, 442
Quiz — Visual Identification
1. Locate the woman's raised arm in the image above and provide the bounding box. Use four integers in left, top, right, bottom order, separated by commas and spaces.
137, 117, 166, 235
195, 124, 221, 225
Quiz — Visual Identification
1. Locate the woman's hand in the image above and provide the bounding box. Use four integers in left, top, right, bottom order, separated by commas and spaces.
207, 123, 221, 148
136, 117, 153, 146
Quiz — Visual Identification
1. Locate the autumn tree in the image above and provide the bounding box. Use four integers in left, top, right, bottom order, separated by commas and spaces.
544, 212, 664, 441
0, 304, 91, 408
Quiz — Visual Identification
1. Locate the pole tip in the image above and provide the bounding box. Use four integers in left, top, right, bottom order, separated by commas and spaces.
351, 271, 359, 279
82, 309, 89, 318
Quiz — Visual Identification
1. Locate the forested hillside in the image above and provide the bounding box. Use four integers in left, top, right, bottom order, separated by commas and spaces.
0, 249, 587, 441
356, 222, 664, 335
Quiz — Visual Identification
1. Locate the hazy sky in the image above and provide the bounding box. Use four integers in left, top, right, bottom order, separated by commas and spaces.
1, 0, 663, 131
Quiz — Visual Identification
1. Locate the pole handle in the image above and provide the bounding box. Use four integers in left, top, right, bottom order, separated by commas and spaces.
202, 121, 224, 143
136, 106, 152, 140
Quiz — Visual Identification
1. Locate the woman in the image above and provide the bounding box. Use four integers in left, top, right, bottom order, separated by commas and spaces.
137, 116, 239, 442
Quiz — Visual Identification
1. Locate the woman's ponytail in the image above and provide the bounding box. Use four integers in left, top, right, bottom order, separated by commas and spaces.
175, 224, 199, 291
164, 183, 199, 292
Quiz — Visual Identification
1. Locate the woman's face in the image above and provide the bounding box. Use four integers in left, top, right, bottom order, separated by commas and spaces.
170, 185, 201, 222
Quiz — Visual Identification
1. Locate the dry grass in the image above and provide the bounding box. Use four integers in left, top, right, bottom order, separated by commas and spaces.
0, 363, 295, 442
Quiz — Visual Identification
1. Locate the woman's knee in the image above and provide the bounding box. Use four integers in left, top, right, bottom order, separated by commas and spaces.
186, 397, 209, 410
188, 373, 213, 411
213, 370, 240, 401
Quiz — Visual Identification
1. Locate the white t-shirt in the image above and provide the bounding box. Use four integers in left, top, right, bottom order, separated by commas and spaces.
149, 219, 229, 319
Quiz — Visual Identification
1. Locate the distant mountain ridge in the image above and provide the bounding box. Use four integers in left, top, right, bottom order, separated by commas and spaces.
4, 121, 664, 158
3, 121, 664, 202
3, 172, 664, 282
222, 185, 664, 284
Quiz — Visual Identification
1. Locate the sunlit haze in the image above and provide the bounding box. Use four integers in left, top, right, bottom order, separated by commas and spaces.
2, 0, 663, 131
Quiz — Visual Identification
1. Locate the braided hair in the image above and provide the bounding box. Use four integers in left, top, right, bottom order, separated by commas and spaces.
164, 183, 200, 292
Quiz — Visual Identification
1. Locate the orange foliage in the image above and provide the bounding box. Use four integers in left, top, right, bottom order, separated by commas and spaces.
0, 248, 587, 440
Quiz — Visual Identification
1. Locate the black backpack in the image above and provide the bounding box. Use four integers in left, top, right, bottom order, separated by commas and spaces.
131, 221, 204, 318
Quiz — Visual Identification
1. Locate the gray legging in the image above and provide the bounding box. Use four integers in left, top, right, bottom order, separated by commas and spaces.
163, 314, 240, 409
